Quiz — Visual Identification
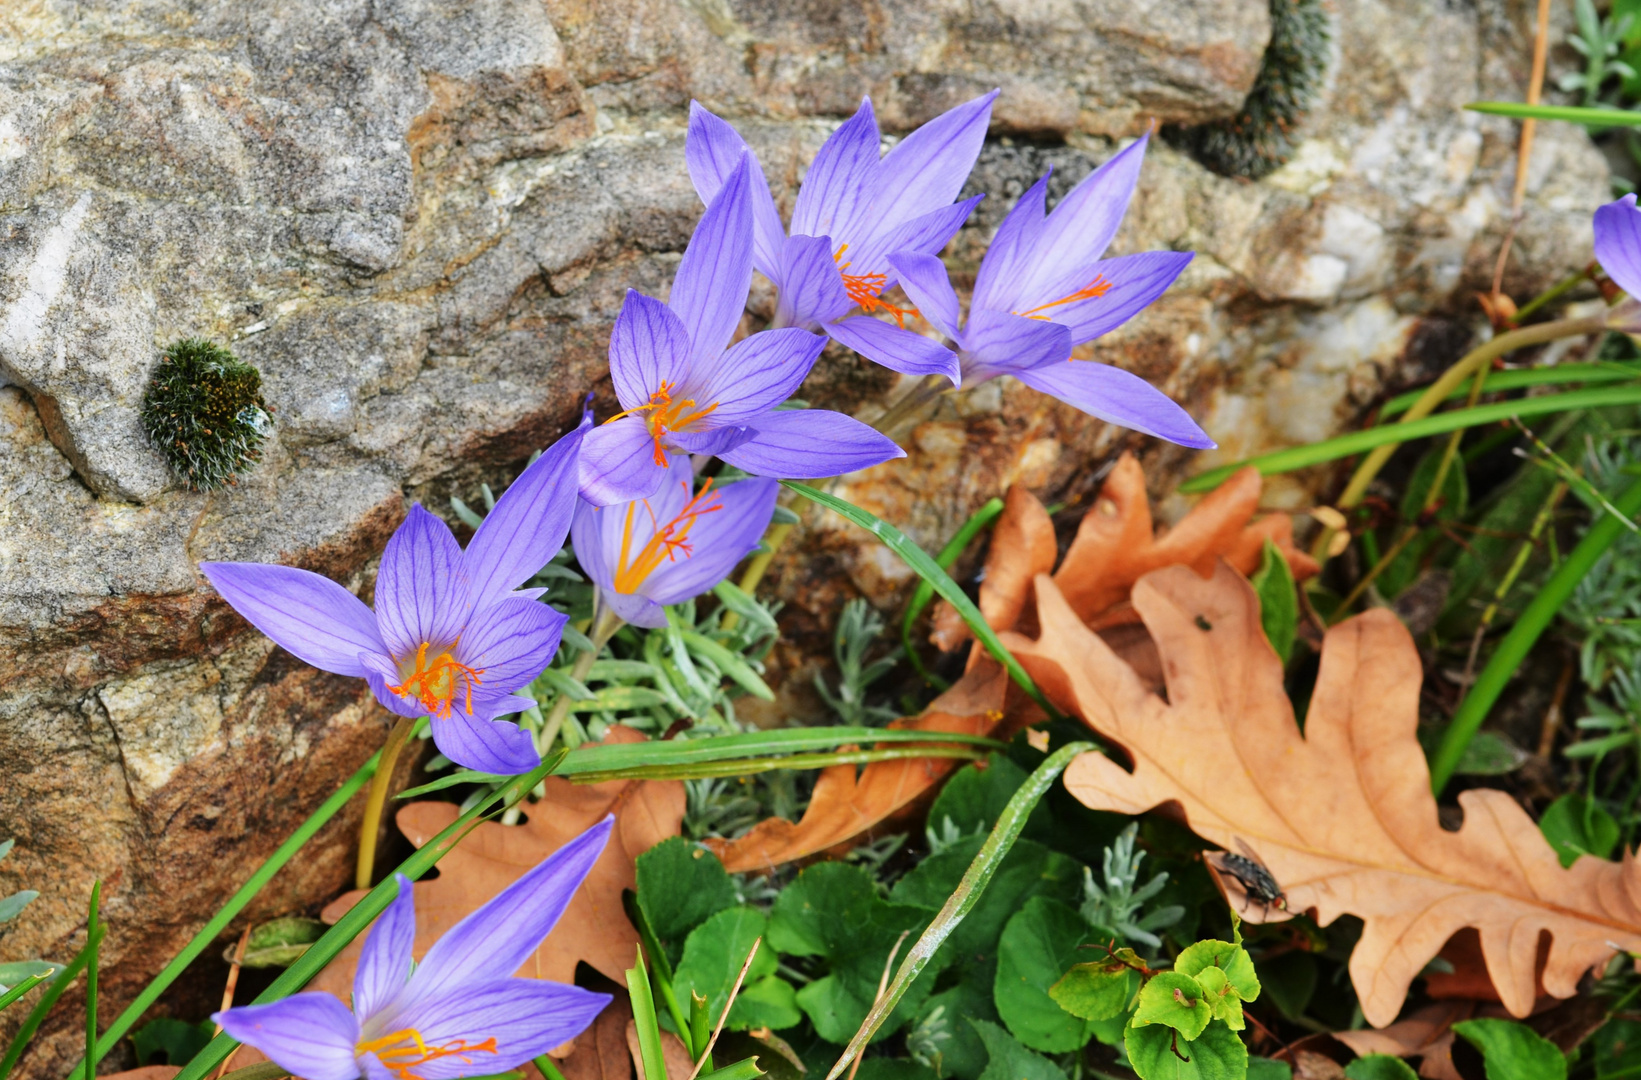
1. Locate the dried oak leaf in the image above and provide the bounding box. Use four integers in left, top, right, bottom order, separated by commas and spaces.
559, 996, 634, 1080
314, 725, 684, 1000
626, 1022, 692, 1080
702, 663, 1010, 873
1332, 1000, 1476, 1080
1005, 562, 1641, 1028
930, 451, 1317, 651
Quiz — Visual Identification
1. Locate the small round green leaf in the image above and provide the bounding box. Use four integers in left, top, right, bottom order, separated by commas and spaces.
1189, 967, 1243, 1031
1124, 1018, 1248, 1080
1049, 961, 1139, 1022
1132, 972, 1212, 1040
1343, 1054, 1419, 1080
1174, 940, 1260, 1002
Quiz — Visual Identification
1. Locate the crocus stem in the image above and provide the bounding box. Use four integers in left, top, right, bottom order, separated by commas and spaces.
539, 606, 624, 754
1511, 267, 1588, 325
535, 1056, 572, 1080
872, 374, 949, 437
1310, 313, 1606, 562
356, 715, 419, 890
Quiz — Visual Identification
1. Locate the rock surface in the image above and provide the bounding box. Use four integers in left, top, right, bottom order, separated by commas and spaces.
0, 0, 1610, 1074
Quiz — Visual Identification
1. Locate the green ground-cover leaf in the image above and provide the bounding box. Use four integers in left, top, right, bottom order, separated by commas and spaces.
674, 907, 801, 1031
1538, 793, 1621, 866
1048, 958, 1140, 1022
1249, 540, 1298, 663
1132, 972, 1212, 1040
969, 1019, 1065, 1080
1254, 952, 1316, 1022
636, 836, 739, 962
993, 896, 1099, 1053
1124, 1019, 1247, 1080
917, 976, 1003, 1079
1247, 1060, 1292, 1080
132, 1018, 214, 1066
1593, 1017, 1641, 1077
1343, 1055, 1419, 1080
925, 756, 1054, 842
855, 1061, 939, 1080
1451, 1018, 1567, 1080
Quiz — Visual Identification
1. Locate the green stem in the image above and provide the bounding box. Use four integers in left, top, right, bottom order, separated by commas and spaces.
1430, 474, 1641, 793
1510, 268, 1591, 325
535, 1056, 572, 1080
84, 882, 100, 1080
901, 497, 1006, 690
356, 716, 419, 890
1377, 360, 1641, 419
825, 742, 1095, 1080
171, 751, 567, 1080
540, 606, 623, 754
0, 917, 106, 1080
74, 748, 384, 1077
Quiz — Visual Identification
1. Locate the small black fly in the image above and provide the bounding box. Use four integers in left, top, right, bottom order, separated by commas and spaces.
1216, 840, 1288, 919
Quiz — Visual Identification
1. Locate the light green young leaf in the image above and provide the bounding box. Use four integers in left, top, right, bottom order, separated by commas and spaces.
1124, 1019, 1247, 1080
1131, 972, 1212, 1041
1188, 967, 1242, 1031
1451, 1019, 1567, 1080
1048, 960, 1139, 1023
1249, 539, 1297, 664
1174, 940, 1260, 1003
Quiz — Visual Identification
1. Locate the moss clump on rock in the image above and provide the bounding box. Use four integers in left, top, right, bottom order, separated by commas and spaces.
1170, 0, 1331, 180
140, 338, 272, 490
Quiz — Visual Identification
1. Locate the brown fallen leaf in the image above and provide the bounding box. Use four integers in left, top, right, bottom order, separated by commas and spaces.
314, 725, 684, 997
1006, 562, 1641, 1027
559, 997, 634, 1080
1333, 1001, 1474, 1080
99, 1069, 180, 1080
626, 1022, 692, 1080
930, 452, 1317, 651
703, 664, 1009, 874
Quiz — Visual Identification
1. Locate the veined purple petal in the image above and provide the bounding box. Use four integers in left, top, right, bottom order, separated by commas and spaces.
773, 234, 853, 329
793, 99, 880, 241
596, 586, 668, 629
428, 711, 540, 775
1018, 135, 1148, 302
670, 154, 755, 366
379, 980, 612, 1080
973, 172, 1051, 312
353, 874, 417, 1023
719, 409, 905, 479
1044, 250, 1193, 345
668, 426, 756, 456
886, 252, 962, 341
579, 416, 668, 507
680, 327, 827, 423
960, 307, 1073, 380
609, 292, 693, 412
213, 994, 360, 1080
200, 562, 388, 680
850, 196, 983, 284
1596, 194, 1641, 298
686, 102, 786, 280
463, 418, 588, 610
405, 817, 616, 1003
1016, 359, 1215, 449
374, 506, 468, 661
570, 499, 616, 596
457, 596, 567, 697
851, 90, 997, 245
638, 476, 778, 605
574, 455, 697, 602
366, 669, 431, 721
824, 317, 961, 382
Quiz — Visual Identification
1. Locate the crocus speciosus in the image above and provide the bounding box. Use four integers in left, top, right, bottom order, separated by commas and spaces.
201, 421, 587, 775
214, 818, 614, 1080
1596, 193, 1641, 331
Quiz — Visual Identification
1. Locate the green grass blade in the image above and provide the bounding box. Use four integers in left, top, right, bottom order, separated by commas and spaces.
628, 949, 670, 1080
567, 745, 987, 783
785, 482, 1061, 719
1377, 362, 1641, 419
678, 630, 775, 701
824, 741, 1095, 1080
901, 497, 1005, 690
624, 893, 692, 1056
1466, 101, 1641, 127
84, 882, 100, 1080
0, 921, 106, 1080
171, 751, 568, 1080
698, 1059, 765, 1080
396, 769, 513, 799
1180, 385, 1641, 493
0, 975, 48, 1014
552, 727, 1003, 775
1430, 475, 1641, 793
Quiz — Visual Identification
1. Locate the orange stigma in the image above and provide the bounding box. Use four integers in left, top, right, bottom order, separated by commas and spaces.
1014, 274, 1115, 321
833, 244, 919, 329
606, 381, 719, 467
357, 1028, 499, 1080
386, 642, 485, 720
612, 478, 724, 594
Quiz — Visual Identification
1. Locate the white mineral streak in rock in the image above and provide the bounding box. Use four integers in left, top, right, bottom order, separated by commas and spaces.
0, 193, 89, 355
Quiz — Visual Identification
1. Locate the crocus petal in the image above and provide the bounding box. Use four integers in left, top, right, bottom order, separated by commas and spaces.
886, 252, 962, 341
200, 562, 388, 679
960, 307, 1073, 380
772, 234, 853, 329
579, 416, 668, 506
973, 172, 1051, 313
595, 586, 669, 629
824, 316, 961, 382
685, 102, 786, 280
718, 409, 905, 479
457, 595, 567, 697
1596, 194, 1641, 298
1042, 250, 1194, 345
1018, 134, 1148, 301
569, 499, 615, 596
849, 196, 982, 283
463, 417, 588, 610
365, 669, 431, 721
213, 994, 360, 1080
792, 99, 880, 240
405, 817, 616, 1004
1016, 360, 1215, 449
374, 505, 468, 661
670, 154, 754, 366
609, 292, 694, 411
428, 711, 540, 775
353, 874, 416, 1022
852, 90, 997, 245
381, 980, 613, 1080
636, 476, 778, 606
667, 426, 756, 456
680, 327, 827, 424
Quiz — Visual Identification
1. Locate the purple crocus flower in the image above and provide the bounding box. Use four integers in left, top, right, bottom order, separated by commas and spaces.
578, 154, 903, 506
215, 818, 615, 1080
886, 135, 1214, 449
1595, 193, 1641, 329
686, 93, 998, 383
200, 421, 589, 776
573, 454, 777, 628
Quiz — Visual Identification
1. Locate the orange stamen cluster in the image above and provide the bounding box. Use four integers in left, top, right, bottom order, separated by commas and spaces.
1014, 274, 1114, 321
607, 381, 720, 467
357, 1028, 499, 1080
612, 478, 724, 594
387, 642, 485, 720
833, 244, 919, 329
